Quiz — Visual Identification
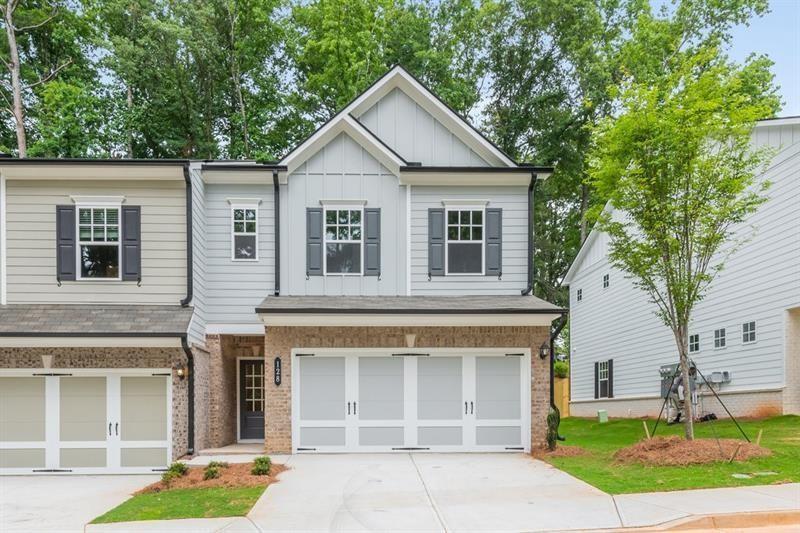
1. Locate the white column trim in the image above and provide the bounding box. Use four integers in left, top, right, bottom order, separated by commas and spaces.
1, 173, 6, 305
406, 184, 411, 296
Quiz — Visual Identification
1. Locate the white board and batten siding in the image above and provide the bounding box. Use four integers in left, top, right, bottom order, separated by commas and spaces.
281, 132, 407, 296
410, 186, 529, 295
5, 179, 186, 305
568, 123, 800, 403
357, 87, 489, 166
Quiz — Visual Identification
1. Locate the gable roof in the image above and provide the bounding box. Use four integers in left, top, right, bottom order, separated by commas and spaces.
279, 66, 517, 175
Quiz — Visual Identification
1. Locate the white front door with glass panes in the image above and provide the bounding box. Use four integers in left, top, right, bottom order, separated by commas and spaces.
292, 349, 530, 453
0, 370, 171, 475
446, 208, 484, 274
324, 207, 363, 275
77, 206, 120, 279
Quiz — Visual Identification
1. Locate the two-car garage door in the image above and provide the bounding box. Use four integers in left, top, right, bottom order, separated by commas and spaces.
0, 370, 171, 474
293, 349, 530, 452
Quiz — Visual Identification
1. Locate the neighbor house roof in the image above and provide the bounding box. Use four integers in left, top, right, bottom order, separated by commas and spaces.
256, 295, 565, 314
0, 305, 193, 336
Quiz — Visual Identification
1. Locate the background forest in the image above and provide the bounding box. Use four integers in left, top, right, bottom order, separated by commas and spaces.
0, 0, 780, 307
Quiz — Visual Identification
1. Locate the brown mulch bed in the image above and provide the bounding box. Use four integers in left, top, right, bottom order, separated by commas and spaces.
614, 436, 771, 466
136, 462, 287, 494
531, 445, 587, 459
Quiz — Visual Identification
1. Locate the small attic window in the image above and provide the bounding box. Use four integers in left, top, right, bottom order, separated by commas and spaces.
577, 288, 583, 302
603, 274, 609, 289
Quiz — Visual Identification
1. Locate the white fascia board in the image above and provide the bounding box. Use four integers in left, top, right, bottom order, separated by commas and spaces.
0, 165, 184, 181
0, 337, 183, 348
205, 323, 265, 335
282, 115, 405, 176
260, 313, 561, 327
754, 116, 800, 128
562, 201, 613, 285
348, 67, 517, 167
399, 172, 536, 186
203, 171, 272, 185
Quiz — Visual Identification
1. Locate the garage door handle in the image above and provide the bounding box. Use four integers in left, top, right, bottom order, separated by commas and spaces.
347, 402, 351, 415
108, 423, 112, 436
465, 402, 468, 414
353, 402, 357, 415
470, 401, 474, 414
115, 423, 119, 436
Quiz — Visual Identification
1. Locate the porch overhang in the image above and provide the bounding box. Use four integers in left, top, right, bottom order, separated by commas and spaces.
256, 295, 566, 327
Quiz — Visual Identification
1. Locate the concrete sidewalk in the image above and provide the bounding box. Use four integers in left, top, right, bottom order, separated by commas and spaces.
84, 454, 800, 532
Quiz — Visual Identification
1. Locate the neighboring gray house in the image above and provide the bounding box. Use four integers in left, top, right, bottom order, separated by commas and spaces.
563, 117, 800, 419
0, 66, 565, 474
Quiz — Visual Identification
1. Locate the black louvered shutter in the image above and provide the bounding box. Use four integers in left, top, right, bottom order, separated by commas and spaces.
121, 206, 141, 282
485, 208, 502, 277
364, 208, 381, 277
306, 208, 323, 276
56, 205, 76, 281
607, 359, 614, 398
594, 362, 600, 399
428, 208, 445, 277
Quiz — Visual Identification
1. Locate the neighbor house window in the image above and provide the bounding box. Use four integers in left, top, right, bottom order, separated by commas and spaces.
689, 334, 700, 353
603, 274, 609, 289
232, 207, 258, 260
446, 208, 483, 274
742, 321, 756, 343
77, 207, 120, 279
598, 360, 610, 398
325, 208, 362, 274
714, 328, 726, 348
577, 288, 583, 302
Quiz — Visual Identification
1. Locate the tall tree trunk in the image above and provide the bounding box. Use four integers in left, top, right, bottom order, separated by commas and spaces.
4, 1, 26, 157
126, 84, 134, 158
226, 2, 249, 158
674, 324, 695, 440
579, 182, 589, 243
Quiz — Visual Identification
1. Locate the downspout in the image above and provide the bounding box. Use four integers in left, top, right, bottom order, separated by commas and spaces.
180, 163, 194, 307
550, 314, 568, 442
520, 173, 537, 295
272, 170, 280, 296
180, 336, 195, 455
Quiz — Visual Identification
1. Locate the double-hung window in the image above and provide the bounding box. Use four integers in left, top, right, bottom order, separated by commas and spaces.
689, 334, 700, 353
232, 206, 258, 260
714, 328, 726, 348
77, 207, 120, 279
446, 208, 483, 274
742, 321, 756, 343
324, 208, 362, 275
598, 360, 610, 398
603, 274, 609, 289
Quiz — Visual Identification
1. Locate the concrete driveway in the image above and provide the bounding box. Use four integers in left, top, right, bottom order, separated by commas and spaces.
251, 453, 622, 532
0, 474, 157, 532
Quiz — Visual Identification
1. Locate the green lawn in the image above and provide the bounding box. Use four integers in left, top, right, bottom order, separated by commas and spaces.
91, 486, 266, 524
545, 415, 800, 494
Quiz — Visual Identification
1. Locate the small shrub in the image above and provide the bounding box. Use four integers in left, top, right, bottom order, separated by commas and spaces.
251, 456, 271, 476
161, 470, 182, 486
167, 462, 188, 475
203, 465, 220, 480
207, 460, 229, 469
554, 360, 569, 378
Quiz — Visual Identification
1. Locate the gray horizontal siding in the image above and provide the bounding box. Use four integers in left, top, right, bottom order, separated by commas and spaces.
282, 132, 407, 296
6, 179, 186, 305
410, 186, 528, 295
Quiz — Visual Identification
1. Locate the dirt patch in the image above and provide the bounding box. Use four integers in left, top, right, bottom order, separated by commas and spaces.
614, 436, 771, 466
531, 445, 587, 458
136, 462, 287, 494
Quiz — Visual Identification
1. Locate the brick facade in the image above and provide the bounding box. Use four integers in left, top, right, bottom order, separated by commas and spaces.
0, 346, 189, 460
263, 325, 551, 454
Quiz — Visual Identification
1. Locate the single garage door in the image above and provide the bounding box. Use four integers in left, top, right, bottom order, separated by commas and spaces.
292, 349, 530, 453
0, 370, 171, 474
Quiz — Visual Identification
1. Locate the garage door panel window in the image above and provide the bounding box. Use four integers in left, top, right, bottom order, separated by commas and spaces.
121, 377, 167, 441
358, 357, 404, 420
299, 357, 346, 421
417, 358, 463, 420
0, 377, 46, 442
476, 357, 521, 420
60, 377, 107, 442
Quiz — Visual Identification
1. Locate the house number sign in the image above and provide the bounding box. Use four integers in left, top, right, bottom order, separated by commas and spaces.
274, 357, 282, 386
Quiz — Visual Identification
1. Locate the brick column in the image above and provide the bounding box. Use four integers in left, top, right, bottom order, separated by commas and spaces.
264, 327, 294, 454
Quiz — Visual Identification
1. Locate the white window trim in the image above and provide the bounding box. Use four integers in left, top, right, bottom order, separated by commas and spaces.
444, 206, 485, 276
598, 360, 610, 398
577, 289, 583, 302
75, 204, 122, 281
322, 204, 364, 277
70, 195, 126, 207
714, 328, 727, 350
230, 204, 259, 262
441, 199, 489, 207
742, 321, 757, 344
603, 274, 609, 289
689, 333, 700, 353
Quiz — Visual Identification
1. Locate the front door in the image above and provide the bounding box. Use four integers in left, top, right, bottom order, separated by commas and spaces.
239, 360, 265, 441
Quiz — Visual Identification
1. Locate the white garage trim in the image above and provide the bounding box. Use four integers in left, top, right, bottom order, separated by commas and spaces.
263, 313, 560, 327
291, 348, 531, 454
0, 368, 172, 475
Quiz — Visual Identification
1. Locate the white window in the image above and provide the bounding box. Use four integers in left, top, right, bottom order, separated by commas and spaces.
231, 206, 258, 260
689, 334, 700, 353
742, 321, 756, 343
577, 288, 582, 302
77, 207, 120, 279
598, 360, 610, 398
446, 208, 484, 274
324, 207, 362, 275
603, 274, 609, 289
714, 328, 726, 349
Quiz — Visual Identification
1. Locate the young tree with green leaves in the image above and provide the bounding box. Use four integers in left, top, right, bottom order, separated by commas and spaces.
589, 25, 779, 439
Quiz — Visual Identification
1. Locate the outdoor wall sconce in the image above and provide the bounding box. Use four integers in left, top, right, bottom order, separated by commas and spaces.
174, 365, 189, 380
539, 342, 551, 360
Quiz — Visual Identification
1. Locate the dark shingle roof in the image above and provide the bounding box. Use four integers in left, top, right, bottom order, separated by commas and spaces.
256, 295, 565, 314
0, 305, 193, 336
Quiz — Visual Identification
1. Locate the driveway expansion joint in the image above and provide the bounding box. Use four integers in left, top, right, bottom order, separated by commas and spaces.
410, 453, 449, 533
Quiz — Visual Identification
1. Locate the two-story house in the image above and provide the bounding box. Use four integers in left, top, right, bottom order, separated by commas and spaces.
563, 117, 800, 419
0, 66, 565, 474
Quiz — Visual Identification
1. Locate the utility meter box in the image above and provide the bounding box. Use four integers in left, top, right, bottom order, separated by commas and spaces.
659, 363, 680, 397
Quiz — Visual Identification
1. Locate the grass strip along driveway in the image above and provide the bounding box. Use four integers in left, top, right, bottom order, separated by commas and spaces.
544, 415, 799, 494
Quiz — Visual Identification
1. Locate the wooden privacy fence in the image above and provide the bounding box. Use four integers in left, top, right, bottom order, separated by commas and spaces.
554, 377, 570, 417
